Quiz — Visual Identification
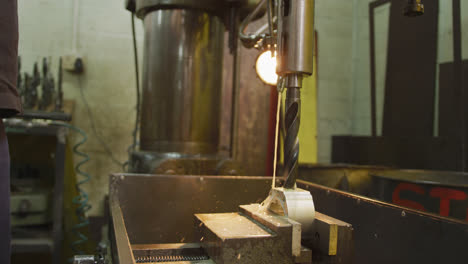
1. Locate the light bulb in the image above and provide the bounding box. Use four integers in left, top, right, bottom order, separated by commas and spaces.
256, 50, 278, 86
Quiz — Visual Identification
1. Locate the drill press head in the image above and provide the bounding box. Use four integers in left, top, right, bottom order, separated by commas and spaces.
276, 0, 315, 189
276, 0, 315, 88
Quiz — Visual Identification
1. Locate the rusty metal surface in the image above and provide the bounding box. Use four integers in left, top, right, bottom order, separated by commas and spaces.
110, 174, 272, 245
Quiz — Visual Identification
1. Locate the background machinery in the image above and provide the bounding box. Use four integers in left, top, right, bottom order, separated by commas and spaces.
75, 0, 468, 263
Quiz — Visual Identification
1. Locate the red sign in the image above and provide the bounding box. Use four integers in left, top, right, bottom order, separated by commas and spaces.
392, 183, 468, 221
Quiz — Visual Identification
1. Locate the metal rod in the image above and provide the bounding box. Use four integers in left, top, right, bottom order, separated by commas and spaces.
266, 86, 279, 177
230, 36, 241, 159
266, 0, 273, 37
239, 0, 267, 42
368, 0, 390, 137
369, 2, 377, 137
452, 0, 464, 171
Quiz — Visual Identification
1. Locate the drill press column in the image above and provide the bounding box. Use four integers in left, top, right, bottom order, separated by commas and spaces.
276, 0, 315, 188
135, 1, 225, 155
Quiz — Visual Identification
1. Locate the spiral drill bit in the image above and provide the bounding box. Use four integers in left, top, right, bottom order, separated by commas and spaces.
283, 86, 301, 189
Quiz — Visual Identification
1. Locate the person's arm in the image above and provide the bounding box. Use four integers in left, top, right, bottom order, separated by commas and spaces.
0, 0, 22, 118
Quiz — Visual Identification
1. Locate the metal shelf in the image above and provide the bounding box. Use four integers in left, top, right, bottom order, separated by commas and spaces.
6, 120, 68, 264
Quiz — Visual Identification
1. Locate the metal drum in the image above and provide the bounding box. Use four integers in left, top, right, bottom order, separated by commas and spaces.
140, 9, 224, 155
371, 170, 468, 221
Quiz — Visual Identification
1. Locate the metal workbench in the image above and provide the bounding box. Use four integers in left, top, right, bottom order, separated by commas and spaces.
109, 174, 468, 264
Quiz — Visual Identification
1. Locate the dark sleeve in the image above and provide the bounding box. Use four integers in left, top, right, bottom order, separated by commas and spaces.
0, 0, 22, 118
